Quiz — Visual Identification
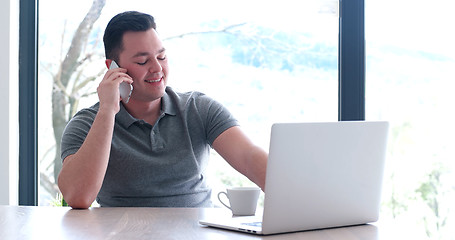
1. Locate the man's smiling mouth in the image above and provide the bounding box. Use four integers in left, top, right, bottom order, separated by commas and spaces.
145, 78, 162, 83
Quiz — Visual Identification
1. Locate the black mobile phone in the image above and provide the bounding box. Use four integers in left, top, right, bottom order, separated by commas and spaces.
109, 60, 133, 104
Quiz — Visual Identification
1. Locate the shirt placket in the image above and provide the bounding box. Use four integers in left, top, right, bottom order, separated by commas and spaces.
150, 113, 166, 151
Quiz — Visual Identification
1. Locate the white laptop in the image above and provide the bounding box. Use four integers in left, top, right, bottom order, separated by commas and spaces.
199, 121, 389, 235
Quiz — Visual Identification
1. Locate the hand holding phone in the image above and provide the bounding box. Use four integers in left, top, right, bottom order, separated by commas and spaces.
109, 60, 133, 104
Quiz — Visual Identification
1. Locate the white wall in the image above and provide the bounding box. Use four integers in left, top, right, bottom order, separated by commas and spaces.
0, 0, 19, 205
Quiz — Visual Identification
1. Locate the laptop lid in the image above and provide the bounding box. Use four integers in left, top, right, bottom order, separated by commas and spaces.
199, 121, 389, 235
261, 121, 389, 234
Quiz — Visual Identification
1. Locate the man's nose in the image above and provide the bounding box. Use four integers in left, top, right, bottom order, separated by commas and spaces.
148, 59, 162, 73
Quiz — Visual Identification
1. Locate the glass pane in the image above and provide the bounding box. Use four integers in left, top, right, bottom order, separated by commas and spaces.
366, 0, 455, 238
38, 0, 339, 205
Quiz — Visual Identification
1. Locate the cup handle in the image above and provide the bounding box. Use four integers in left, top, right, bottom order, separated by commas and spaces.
217, 192, 231, 210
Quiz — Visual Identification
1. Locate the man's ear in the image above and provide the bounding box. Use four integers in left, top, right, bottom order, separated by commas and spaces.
105, 59, 113, 69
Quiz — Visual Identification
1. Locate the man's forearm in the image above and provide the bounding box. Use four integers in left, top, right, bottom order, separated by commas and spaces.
57, 110, 116, 208
244, 146, 268, 190
213, 126, 268, 191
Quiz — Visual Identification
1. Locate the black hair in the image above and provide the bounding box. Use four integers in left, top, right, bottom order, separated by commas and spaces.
103, 11, 157, 61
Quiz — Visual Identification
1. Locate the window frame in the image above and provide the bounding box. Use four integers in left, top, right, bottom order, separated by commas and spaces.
19, 0, 38, 206
18, 0, 365, 205
338, 0, 365, 121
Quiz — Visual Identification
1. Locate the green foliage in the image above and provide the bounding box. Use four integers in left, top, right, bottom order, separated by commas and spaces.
383, 173, 408, 218
415, 163, 450, 239
50, 193, 69, 207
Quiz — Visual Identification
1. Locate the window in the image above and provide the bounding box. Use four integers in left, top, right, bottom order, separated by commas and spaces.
37, 0, 339, 205
366, 0, 455, 238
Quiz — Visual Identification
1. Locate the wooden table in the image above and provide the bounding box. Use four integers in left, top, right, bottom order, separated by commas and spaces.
0, 205, 393, 240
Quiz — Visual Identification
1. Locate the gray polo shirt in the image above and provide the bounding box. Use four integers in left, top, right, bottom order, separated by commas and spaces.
61, 87, 238, 207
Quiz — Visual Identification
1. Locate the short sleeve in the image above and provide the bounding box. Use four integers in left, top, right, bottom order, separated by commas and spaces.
60, 106, 98, 162
193, 94, 239, 145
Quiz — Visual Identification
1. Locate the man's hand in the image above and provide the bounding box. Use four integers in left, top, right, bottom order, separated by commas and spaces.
97, 66, 133, 114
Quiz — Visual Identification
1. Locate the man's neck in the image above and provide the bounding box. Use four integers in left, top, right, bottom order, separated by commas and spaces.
123, 98, 162, 125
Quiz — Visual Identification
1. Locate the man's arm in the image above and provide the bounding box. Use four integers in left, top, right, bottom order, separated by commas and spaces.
212, 126, 268, 190
58, 110, 116, 209
58, 66, 132, 209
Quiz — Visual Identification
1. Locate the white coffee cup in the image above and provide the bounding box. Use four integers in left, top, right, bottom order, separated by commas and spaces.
217, 187, 260, 216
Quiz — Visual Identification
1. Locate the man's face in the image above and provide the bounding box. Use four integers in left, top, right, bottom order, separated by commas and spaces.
118, 28, 169, 103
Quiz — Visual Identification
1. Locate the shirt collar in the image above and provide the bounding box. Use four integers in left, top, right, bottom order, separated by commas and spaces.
116, 87, 177, 128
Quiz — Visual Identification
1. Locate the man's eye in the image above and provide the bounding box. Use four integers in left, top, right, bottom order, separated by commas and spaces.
158, 56, 166, 61
137, 61, 147, 65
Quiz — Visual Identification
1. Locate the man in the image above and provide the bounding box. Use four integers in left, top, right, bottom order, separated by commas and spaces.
58, 11, 267, 209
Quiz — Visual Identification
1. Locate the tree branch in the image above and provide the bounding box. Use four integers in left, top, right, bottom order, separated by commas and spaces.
163, 23, 246, 41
